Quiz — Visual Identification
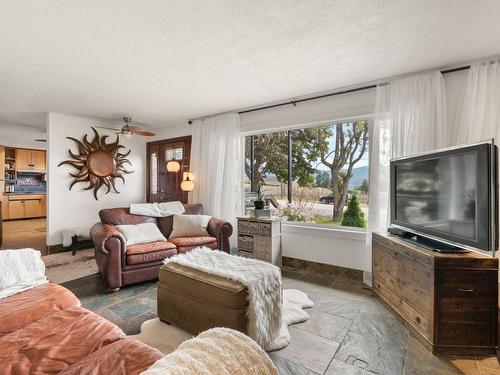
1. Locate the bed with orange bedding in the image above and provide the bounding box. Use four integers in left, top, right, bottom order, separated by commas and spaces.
0, 283, 80, 337
0, 283, 163, 375
0, 306, 125, 374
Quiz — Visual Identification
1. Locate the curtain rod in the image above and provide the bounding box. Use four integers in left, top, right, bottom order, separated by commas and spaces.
187, 64, 471, 123
237, 65, 471, 116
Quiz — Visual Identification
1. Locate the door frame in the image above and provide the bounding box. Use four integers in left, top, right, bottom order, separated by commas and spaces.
146, 135, 192, 203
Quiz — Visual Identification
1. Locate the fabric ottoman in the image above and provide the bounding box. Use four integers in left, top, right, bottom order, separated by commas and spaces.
158, 262, 249, 335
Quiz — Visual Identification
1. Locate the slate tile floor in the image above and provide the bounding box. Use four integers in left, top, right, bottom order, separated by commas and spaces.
62, 269, 500, 375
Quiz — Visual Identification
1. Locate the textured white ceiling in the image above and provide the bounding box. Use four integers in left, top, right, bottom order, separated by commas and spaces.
1, 0, 500, 129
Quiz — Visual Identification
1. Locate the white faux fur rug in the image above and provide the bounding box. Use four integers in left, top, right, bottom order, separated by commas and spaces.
129, 288, 313, 353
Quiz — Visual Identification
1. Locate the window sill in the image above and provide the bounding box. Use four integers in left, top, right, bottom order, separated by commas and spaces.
282, 222, 367, 241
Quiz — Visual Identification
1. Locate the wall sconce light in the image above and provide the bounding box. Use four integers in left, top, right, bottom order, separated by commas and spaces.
181, 172, 194, 192
182, 171, 194, 181
166, 160, 180, 172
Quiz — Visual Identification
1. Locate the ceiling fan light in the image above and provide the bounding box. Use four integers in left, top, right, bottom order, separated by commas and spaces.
122, 130, 133, 138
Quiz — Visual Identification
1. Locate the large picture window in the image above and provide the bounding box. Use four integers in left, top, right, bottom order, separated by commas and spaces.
244, 120, 369, 229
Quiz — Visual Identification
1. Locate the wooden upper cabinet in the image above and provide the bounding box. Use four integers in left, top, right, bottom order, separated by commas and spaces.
31, 150, 46, 170
15, 149, 46, 171
16, 149, 32, 170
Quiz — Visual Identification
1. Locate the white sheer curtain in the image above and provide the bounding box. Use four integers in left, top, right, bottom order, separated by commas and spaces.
365, 72, 447, 284
190, 113, 244, 226
455, 60, 500, 145
388, 71, 448, 156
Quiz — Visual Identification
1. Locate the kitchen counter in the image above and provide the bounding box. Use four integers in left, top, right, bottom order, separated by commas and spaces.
4, 192, 46, 195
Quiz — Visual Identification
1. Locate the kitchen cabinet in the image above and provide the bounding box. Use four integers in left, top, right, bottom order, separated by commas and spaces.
31, 150, 46, 171
24, 199, 45, 218
8, 200, 25, 219
15, 149, 46, 171
1, 196, 8, 219
6, 194, 46, 219
15, 149, 32, 170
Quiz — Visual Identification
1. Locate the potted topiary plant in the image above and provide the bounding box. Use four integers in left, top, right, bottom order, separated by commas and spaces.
254, 184, 265, 210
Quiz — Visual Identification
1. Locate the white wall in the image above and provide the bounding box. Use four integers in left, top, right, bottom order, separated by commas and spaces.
150, 121, 192, 141
47, 113, 147, 245
0, 124, 47, 150
240, 87, 376, 135
282, 224, 367, 269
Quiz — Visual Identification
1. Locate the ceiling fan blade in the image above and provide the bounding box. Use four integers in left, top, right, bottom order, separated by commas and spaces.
95, 125, 121, 131
127, 125, 156, 136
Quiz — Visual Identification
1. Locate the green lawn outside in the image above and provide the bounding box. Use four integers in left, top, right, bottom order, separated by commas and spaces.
313, 215, 367, 228
313, 216, 342, 226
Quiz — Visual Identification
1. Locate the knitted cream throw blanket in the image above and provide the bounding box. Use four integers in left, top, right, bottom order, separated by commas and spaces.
141, 327, 277, 375
164, 247, 282, 350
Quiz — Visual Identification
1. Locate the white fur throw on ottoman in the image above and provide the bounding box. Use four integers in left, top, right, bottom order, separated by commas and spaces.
164, 247, 282, 351
140, 327, 278, 375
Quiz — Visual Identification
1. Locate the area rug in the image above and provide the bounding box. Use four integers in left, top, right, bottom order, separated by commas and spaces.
42, 248, 98, 284
129, 288, 313, 353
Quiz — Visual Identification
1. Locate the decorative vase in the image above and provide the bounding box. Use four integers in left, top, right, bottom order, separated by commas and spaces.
254, 200, 265, 210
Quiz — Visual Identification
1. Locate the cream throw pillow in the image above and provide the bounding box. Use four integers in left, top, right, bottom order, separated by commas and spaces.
169, 214, 212, 239
116, 222, 167, 246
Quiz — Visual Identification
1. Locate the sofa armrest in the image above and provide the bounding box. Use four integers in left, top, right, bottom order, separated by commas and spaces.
207, 218, 233, 253
90, 223, 126, 255
90, 223, 126, 291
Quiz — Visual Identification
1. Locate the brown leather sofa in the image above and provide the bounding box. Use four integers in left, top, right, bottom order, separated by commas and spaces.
90, 204, 233, 292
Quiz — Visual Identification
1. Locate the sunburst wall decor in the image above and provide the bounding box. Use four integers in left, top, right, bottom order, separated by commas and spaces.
58, 127, 133, 200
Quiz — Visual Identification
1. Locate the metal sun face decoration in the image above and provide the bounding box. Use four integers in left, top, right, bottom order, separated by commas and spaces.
58, 127, 133, 200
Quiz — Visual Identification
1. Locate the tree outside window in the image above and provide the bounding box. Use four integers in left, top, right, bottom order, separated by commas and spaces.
244, 120, 369, 228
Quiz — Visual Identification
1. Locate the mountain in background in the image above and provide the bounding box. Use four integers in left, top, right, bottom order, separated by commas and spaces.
347, 165, 368, 189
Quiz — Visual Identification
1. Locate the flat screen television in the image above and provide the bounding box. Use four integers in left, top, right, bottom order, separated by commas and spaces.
390, 141, 498, 254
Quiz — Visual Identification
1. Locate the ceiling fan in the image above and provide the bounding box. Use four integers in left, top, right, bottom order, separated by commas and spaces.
96, 117, 155, 138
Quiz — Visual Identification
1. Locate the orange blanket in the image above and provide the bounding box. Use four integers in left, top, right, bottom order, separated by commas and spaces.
59, 339, 163, 375
0, 283, 80, 338
0, 306, 125, 375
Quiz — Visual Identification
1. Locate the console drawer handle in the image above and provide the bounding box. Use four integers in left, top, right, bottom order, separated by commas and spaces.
457, 288, 475, 293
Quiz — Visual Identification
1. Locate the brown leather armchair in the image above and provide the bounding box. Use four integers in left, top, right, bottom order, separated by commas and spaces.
90, 204, 233, 292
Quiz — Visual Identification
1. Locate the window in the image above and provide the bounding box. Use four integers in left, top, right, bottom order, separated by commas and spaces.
244, 120, 369, 229
165, 147, 183, 161
150, 151, 158, 195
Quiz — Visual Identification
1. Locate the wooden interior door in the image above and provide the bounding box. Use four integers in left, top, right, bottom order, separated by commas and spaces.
147, 136, 191, 203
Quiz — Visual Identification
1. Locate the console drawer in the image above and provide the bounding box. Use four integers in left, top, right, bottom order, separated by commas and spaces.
373, 240, 433, 316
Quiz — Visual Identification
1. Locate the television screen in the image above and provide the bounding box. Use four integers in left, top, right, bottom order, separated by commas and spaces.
390, 143, 497, 252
